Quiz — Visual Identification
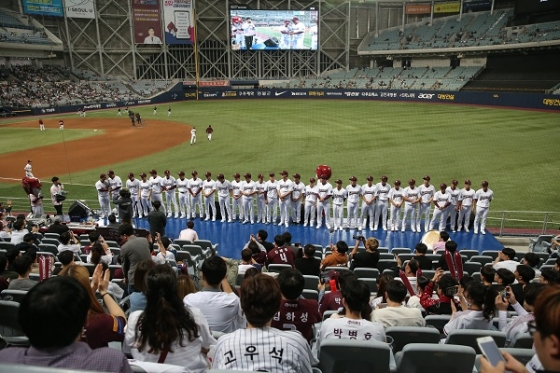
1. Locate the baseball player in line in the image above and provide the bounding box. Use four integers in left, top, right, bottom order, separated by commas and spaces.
473, 180, 494, 235
190, 127, 197, 145
457, 179, 475, 232
277, 171, 293, 228
126, 173, 141, 218
176, 171, 191, 219
303, 178, 318, 227
332, 179, 347, 231
230, 173, 243, 221
388, 180, 404, 231
359, 176, 376, 231
402, 179, 421, 232
374, 176, 390, 230
162, 170, 179, 218
138, 173, 152, 217
265, 173, 279, 225
241, 173, 256, 224
203, 172, 217, 221
216, 174, 233, 223
255, 174, 267, 224
316, 175, 333, 229
291, 173, 305, 224
188, 171, 204, 219
345, 176, 361, 229
149, 169, 166, 215
417, 175, 435, 232
429, 183, 451, 231
446, 180, 460, 232
95, 173, 111, 218
107, 170, 122, 217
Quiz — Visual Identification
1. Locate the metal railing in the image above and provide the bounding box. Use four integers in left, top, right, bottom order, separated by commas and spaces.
485, 211, 560, 237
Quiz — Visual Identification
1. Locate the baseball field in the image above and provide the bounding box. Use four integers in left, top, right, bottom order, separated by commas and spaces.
0, 99, 558, 229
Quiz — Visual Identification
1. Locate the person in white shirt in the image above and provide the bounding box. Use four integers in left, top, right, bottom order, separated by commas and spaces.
126, 265, 216, 373
346, 176, 362, 229
178, 221, 199, 242
107, 170, 122, 215
153, 234, 176, 265
216, 174, 233, 223
279, 19, 292, 49
255, 174, 267, 224
148, 169, 166, 215
417, 175, 435, 232
291, 173, 305, 225
240, 173, 256, 224
265, 173, 279, 225
87, 238, 113, 266
10, 220, 29, 245
202, 172, 217, 221
143, 27, 162, 44
316, 174, 333, 229
309, 19, 318, 49
457, 179, 475, 232
373, 176, 391, 231
211, 274, 316, 372
188, 171, 204, 219
493, 248, 519, 273
24, 160, 34, 177
57, 230, 81, 254
125, 173, 141, 219
430, 183, 451, 231
359, 175, 376, 231
50, 176, 65, 217
277, 170, 293, 228
303, 177, 318, 227
290, 17, 305, 49
184, 256, 245, 333
443, 281, 495, 336
176, 171, 190, 219
161, 170, 179, 218
190, 127, 197, 145
388, 180, 404, 231
138, 173, 152, 218
95, 173, 111, 218
371, 280, 425, 328
230, 173, 243, 222
402, 179, 421, 232
332, 179, 347, 231
242, 17, 256, 49
446, 180, 460, 232
473, 180, 494, 235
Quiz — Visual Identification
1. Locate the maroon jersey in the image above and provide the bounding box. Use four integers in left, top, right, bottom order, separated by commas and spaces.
271, 298, 321, 342
267, 247, 295, 266
319, 290, 343, 316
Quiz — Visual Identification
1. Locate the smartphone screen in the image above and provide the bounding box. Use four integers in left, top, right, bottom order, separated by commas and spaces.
477, 337, 505, 367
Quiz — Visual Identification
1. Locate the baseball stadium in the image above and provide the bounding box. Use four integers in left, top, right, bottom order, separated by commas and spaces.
0, 0, 560, 370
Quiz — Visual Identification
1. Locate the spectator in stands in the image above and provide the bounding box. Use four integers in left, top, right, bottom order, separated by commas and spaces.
321, 241, 349, 270
59, 264, 126, 349
82, 231, 100, 254
406, 276, 431, 311
129, 259, 156, 313
237, 248, 261, 275
152, 233, 175, 264
147, 200, 166, 237
493, 248, 518, 273
256, 229, 274, 252
87, 236, 113, 266
272, 268, 321, 342
496, 283, 546, 346
126, 265, 215, 371
15, 233, 38, 252
4, 246, 21, 279
521, 252, 542, 278
420, 271, 459, 315
395, 258, 421, 295
28, 223, 43, 244
495, 268, 516, 287
540, 267, 560, 285
52, 250, 74, 276
0, 256, 9, 291
295, 244, 321, 276
0, 276, 131, 372
267, 234, 295, 267
436, 240, 464, 279
480, 286, 560, 373
106, 214, 120, 230
481, 265, 496, 287
319, 270, 354, 316
57, 230, 81, 254
212, 274, 316, 371
510, 265, 535, 305
178, 220, 199, 242
46, 216, 69, 234
371, 273, 394, 309
119, 223, 151, 294
349, 236, 380, 269
432, 231, 450, 253
444, 281, 496, 335
8, 255, 36, 291
0, 220, 10, 241
177, 274, 197, 299
319, 278, 385, 344
372, 280, 425, 327
184, 255, 245, 333
413, 243, 433, 270
244, 238, 267, 267
10, 220, 28, 245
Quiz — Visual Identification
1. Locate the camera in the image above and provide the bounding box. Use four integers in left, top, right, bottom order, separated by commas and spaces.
445, 286, 458, 297
353, 235, 365, 240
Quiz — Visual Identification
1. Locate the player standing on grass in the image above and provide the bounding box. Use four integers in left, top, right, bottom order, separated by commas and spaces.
153, 106, 157, 115
135, 113, 142, 126
473, 181, 493, 235
430, 183, 451, 231
202, 172, 217, 221
277, 170, 293, 228
346, 176, 361, 229
304, 177, 318, 227
138, 173, 151, 218
216, 174, 233, 223
457, 180, 475, 232
316, 174, 333, 230
332, 179, 347, 231
388, 180, 404, 231
188, 171, 204, 219
417, 175, 435, 232
291, 173, 305, 225
231, 173, 243, 222
359, 175, 376, 231
161, 170, 179, 218
24, 160, 34, 177
176, 171, 190, 219
255, 174, 267, 224
373, 175, 391, 231
126, 173, 141, 219
38, 119, 45, 131
402, 179, 420, 232
446, 180, 460, 232
117, 108, 122, 116
265, 172, 279, 225
190, 127, 197, 145
206, 125, 213, 141
167, 107, 171, 117
59, 120, 64, 130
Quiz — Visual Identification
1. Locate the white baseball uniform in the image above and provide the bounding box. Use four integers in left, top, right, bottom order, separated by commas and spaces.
190, 128, 197, 145
332, 187, 348, 230
430, 190, 451, 231
109, 175, 122, 215
139, 179, 152, 217
126, 178, 141, 218
24, 163, 34, 177
265, 180, 279, 224
316, 181, 333, 229
188, 177, 204, 219
255, 180, 267, 223
310, 23, 318, 50
388, 187, 404, 231
402, 186, 421, 232
277, 178, 293, 227
345, 184, 362, 229
304, 184, 318, 227
359, 183, 377, 230
95, 179, 111, 218
457, 187, 476, 232
203, 178, 217, 221
149, 175, 166, 214
473, 188, 494, 234
241, 179, 256, 224
216, 179, 233, 222
279, 23, 292, 49
446, 186, 460, 232
230, 179, 243, 221
374, 182, 391, 230
177, 177, 191, 218
291, 21, 306, 49
291, 181, 305, 224
417, 184, 435, 231
162, 176, 179, 218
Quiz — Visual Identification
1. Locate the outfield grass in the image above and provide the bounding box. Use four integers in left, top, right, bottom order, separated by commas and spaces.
0, 99, 558, 224
0, 128, 101, 155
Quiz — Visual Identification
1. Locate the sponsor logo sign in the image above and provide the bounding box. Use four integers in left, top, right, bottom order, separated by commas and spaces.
291, 91, 307, 96
199, 80, 230, 87
64, 0, 95, 19
418, 93, 435, 99
438, 94, 455, 101
543, 98, 560, 107
406, 4, 431, 14
222, 91, 237, 97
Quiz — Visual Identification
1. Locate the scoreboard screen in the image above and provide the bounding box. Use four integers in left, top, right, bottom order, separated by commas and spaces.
515, 0, 560, 15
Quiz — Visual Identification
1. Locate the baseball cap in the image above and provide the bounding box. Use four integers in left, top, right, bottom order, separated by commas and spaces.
150, 169, 157, 174
366, 175, 373, 181
440, 183, 447, 189
309, 177, 316, 183
205, 172, 211, 177
452, 179, 458, 185
381, 175, 388, 181
192, 170, 198, 176
233, 173, 240, 178
140, 172, 147, 178
100, 173, 107, 179
394, 179, 401, 185
128, 172, 134, 178
269, 172, 275, 177
293, 173, 301, 178
281, 170, 288, 176
178, 171, 185, 176
482, 180, 489, 187
335, 179, 342, 184
409, 178, 416, 185
244, 173, 251, 178
465, 179, 471, 185
349, 176, 357, 182
423, 175, 430, 181
28, 159, 32, 163
258, 173, 264, 179
107, 170, 114, 175
164, 170, 170, 175
217, 173, 225, 179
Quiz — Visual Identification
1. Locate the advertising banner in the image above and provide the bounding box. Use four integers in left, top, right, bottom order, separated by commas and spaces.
405, 4, 431, 15
64, 0, 95, 19
463, 0, 492, 12
434, 2, 461, 13
22, 0, 64, 17
163, 0, 195, 44
199, 80, 230, 87
132, 0, 163, 45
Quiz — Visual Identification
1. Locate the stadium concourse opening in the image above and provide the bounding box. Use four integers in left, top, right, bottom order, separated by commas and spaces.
0, 118, 190, 180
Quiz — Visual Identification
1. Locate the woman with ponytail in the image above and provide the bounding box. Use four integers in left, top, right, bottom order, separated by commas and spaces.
125, 264, 216, 371
443, 280, 496, 336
